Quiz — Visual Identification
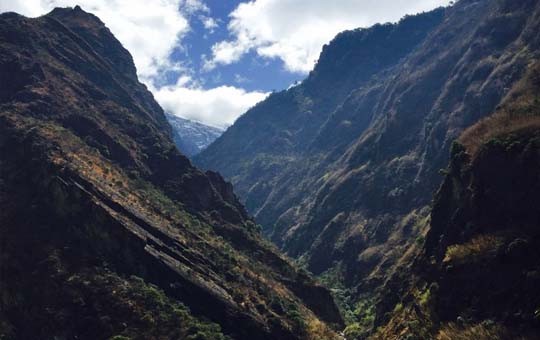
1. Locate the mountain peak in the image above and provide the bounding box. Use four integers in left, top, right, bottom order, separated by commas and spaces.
166, 113, 225, 157
0, 7, 342, 340
47, 5, 102, 25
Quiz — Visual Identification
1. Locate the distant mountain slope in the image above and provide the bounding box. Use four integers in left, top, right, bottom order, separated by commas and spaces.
166, 113, 224, 157
0, 7, 342, 340
196, 0, 540, 327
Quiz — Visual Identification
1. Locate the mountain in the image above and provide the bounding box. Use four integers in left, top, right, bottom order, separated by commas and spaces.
196, 0, 540, 334
166, 113, 224, 157
0, 6, 342, 340
374, 62, 540, 338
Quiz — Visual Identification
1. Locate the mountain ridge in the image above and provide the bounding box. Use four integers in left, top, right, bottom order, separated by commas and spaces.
196, 0, 540, 335
0, 7, 342, 339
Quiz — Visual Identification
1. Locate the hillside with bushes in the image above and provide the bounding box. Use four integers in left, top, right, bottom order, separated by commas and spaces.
373, 68, 540, 337
0, 7, 342, 340
197, 0, 540, 336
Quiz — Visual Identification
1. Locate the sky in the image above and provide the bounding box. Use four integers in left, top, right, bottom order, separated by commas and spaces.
1, 0, 451, 128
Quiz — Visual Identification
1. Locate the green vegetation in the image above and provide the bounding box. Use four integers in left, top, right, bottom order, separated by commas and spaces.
337, 297, 377, 339
418, 287, 432, 307
285, 302, 308, 334
318, 265, 356, 324
67, 270, 231, 340
393, 302, 403, 313
353, 298, 376, 331
318, 265, 377, 339
120, 276, 229, 339
0, 261, 231, 340
343, 323, 364, 339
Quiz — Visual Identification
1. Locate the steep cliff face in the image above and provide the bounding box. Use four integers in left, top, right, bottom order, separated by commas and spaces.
0, 7, 342, 340
196, 0, 540, 312
373, 128, 540, 340
371, 57, 540, 340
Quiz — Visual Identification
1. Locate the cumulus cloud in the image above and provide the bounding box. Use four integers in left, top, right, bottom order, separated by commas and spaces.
153, 84, 268, 128
206, 0, 452, 73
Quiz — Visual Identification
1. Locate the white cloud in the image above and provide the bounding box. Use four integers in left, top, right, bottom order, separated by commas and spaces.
0, 0, 44, 17
201, 16, 218, 32
180, 0, 209, 15
203, 40, 246, 71
153, 85, 268, 128
207, 0, 452, 73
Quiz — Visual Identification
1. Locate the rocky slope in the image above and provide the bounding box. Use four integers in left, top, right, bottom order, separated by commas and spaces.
0, 7, 342, 340
196, 0, 540, 325
166, 113, 224, 157
372, 61, 540, 339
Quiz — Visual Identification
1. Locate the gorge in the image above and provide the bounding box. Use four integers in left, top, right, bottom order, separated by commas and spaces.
1, 0, 540, 339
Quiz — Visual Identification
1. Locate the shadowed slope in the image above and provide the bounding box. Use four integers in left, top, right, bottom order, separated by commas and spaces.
0, 7, 342, 340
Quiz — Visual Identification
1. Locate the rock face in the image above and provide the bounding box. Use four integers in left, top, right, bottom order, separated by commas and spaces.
166, 113, 224, 157
422, 131, 540, 337
373, 62, 540, 338
196, 0, 540, 312
0, 7, 342, 340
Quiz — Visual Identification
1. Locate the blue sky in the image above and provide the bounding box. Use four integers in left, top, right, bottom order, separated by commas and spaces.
171, 1, 300, 92
2, 0, 451, 127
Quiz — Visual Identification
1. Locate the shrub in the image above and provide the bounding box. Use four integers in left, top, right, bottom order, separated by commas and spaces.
444, 234, 503, 264
418, 288, 431, 306
344, 323, 364, 339
285, 303, 307, 334
393, 302, 404, 313
306, 319, 339, 340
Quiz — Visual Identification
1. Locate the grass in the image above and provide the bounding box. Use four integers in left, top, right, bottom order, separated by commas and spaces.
460, 113, 540, 156
436, 322, 516, 340
443, 234, 503, 264
369, 302, 433, 340
9, 118, 334, 340
459, 59, 540, 156
418, 288, 432, 306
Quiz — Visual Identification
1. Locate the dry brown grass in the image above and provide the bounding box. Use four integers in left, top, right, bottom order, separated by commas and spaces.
443, 234, 503, 264
437, 322, 506, 340
460, 58, 540, 156
459, 112, 540, 156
